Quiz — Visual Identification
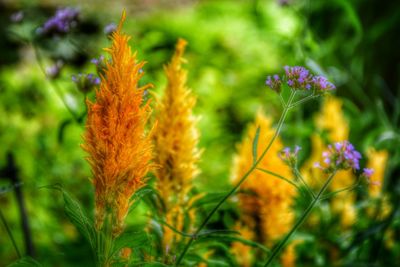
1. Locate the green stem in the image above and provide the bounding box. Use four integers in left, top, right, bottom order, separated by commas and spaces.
31, 42, 81, 123
0, 209, 21, 258
289, 93, 318, 108
174, 91, 296, 266
256, 168, 303, 193
263, 170, 337, 267
293, 168, 316, 199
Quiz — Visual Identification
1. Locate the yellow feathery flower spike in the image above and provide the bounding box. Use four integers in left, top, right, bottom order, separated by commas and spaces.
366, 148, 388, 198
301, 96, 356, 228
153, 39, 201, 252
82, 12, 153, 236
231, 110, 296, 265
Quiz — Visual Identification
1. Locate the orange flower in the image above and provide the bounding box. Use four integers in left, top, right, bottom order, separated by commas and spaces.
82, 12, 153, 236
153, 39, 201, 251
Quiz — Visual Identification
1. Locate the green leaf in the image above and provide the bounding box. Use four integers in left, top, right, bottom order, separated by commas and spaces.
61, 188, 96, 251
129, 187, 155, 212
112, 230, 149, 256
197, 229, 239, 237
198, 234, 271, 255
190, 192, 228, 208
252, 126, 261, 165
7, 256, 42, 267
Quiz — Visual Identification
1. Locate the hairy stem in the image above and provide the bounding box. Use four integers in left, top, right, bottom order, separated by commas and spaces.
174, 91, 296, 266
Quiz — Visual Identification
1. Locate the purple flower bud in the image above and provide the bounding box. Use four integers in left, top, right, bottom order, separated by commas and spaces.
46, 60, 64, 79
104, 23, 117, 35
72, 73, 100, 93
10, 11, 24, 23
265, 74, 282, 93
38, 7, 79, 36
363, 168, 374, 178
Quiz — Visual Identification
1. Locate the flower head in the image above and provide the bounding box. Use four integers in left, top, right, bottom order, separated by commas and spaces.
38, 7, 79, 36
279, 145, 301, 168
231, 110, 296, 244
72, 73, 100, 93
10, 11, 24, 23
315, 141, 361, 173
153, 38, 201, 250
104, 23, 117, 35
284, 66, 313, 90
82, 12, 153, 236
265, 74, 282, 93
266, 66, 336, 94
46, 60, 64, 79
312, 75, 336, 91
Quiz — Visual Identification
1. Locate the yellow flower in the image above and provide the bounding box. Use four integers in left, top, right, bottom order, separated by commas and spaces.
153, 39, 201, 251
366, 148, 388, 198
231, 110, 296, 244
231, 223, 254, 267
301, 96, 356, 229
281, 242, 297, 267
82, 12, 154, 236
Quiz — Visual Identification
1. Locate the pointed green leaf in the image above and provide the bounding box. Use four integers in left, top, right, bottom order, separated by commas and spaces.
252, 126, 261, 165
61, 189, 96, 251
112, 230, 149, 256
7, 256, 42, 267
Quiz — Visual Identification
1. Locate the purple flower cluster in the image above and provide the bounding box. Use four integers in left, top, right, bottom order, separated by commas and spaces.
91, 55, 107, 76
284, 66, 313, 90
315, 141, 361, 173
312, 76, 336, 91
72, 73, 100, 94
279, 145, 301, 167
265, 65, 336, 93
265, 74, 282, 93
38, 7, 79, 35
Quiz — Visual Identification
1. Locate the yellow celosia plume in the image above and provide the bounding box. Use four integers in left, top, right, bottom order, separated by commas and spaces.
366, 148, 388, 198
301, 96, 356, 228
153, 39, 201, 252
82, 12, 153, 236
231, 110, 296, 265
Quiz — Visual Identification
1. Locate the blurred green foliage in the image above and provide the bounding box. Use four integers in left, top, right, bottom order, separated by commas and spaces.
0, 0, 399, 266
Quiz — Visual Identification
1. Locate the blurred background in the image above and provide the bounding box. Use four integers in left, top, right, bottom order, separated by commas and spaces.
0, 0, 399, 266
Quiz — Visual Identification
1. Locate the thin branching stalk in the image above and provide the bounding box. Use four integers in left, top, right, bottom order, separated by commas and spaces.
174, 90, 297, 266
263, 169, 338, 267
293, 168, 316, 199
31, 42, 81, 123
256, 167, 303, 193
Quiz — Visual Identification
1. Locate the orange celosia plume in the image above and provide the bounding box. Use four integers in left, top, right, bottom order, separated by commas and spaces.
153, 38, 201, 253
82, 12, 153, 236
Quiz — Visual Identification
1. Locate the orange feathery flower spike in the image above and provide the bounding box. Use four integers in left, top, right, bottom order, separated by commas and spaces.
153, 38, 201, 253
82, 11, 153, 236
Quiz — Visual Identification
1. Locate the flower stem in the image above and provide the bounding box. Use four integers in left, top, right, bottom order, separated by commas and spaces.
263, 170, 337, 267
0, 209, 21, 258
174, 90, 296, 266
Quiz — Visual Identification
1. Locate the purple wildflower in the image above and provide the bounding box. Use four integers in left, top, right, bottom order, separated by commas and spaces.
104, 23, 117, 35
312, 75, 336, 92
72, 73, 100, 93
279, 146, 301, 168
91, 55, 107, 76
38, 7, 79, 36
10, 11, 24, 23
266, 74, 282, 93
316, 141, 362, 173
284, 66, 313, 90
45, 60, 64, 79
362, 168, 374, 178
